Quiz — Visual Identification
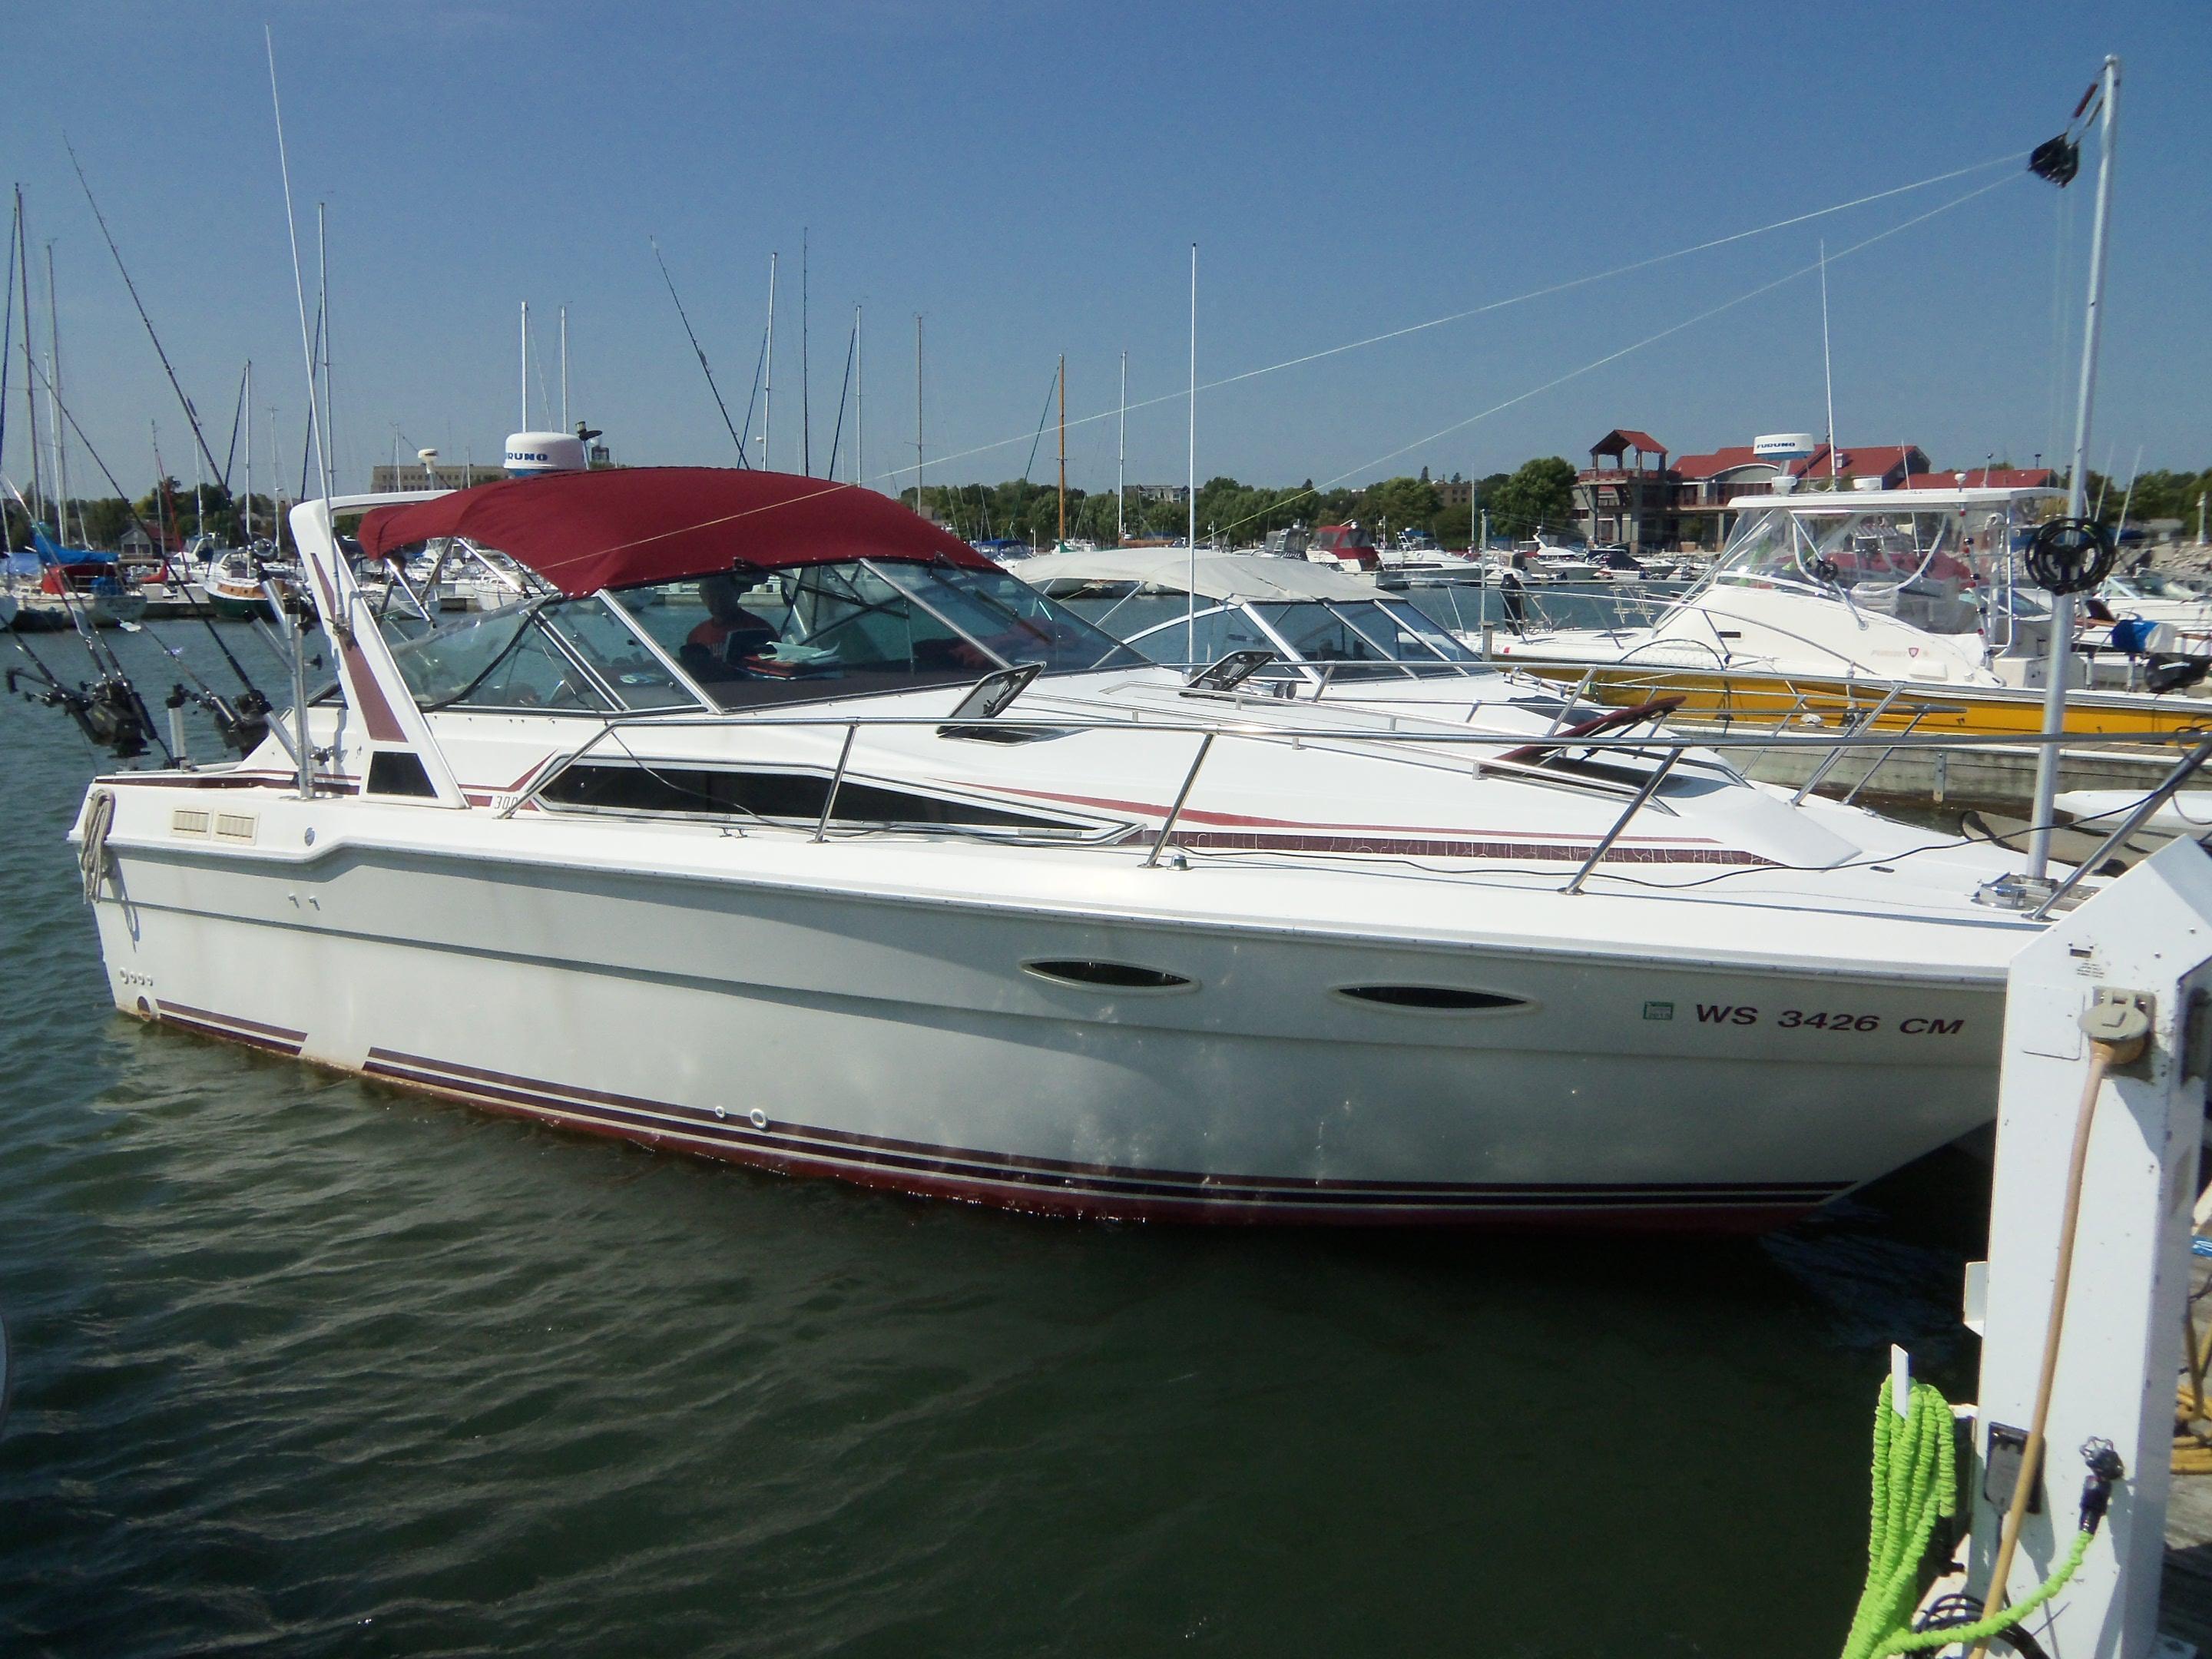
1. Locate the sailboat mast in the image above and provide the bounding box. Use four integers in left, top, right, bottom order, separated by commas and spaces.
914, 313, 923, 512
45, 240, 68, 538
1057, 355, 1066, 547
1820, 239, 1837, 482
519, 300, 529, 432
2026, 54, 2121, 885
855, 303, 864, 488
243, 361, 253, 541
1186, 243, 1197, 663
18, 190, 44, 521
559, 304, 569, 432
763, 253, 777, 471
1117, 350, 1126, 546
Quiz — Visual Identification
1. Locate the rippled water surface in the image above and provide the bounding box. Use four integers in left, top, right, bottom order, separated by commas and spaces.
1, 622, 1995, 1657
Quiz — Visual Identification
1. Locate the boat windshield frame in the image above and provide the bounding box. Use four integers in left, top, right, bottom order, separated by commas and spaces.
1685, 492, 2061, 614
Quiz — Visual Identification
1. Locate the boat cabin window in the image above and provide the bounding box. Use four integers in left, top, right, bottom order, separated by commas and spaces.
389, 596, 694, 714
614, 559, 1144, 710
1120, 604, 1277, 667
541, 760, 1094, 835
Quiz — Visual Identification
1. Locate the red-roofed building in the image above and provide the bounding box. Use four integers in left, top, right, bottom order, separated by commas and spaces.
1664, 440, 1931, 545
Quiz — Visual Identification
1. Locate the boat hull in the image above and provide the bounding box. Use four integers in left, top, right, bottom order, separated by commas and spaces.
85, 812, 2007, 1232
1503, 659, 2212, 740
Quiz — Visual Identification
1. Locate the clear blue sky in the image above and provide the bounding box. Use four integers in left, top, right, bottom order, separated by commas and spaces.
0, 0, 2204, 502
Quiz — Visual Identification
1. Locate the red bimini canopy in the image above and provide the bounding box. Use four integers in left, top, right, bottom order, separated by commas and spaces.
354, 466, 992, 596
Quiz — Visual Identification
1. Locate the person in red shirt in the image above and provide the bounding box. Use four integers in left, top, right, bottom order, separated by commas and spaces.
682, 573, 777, 682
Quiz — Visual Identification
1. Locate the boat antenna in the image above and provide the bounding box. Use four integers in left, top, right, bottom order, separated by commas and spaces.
519, 300, 528, 431
2024, 55, 2121, 888
913, 312, 922, 511
825, 306, 857, 481
266, 25, 326, 800
65, 139, 227, 490
1820, 238, 1838, 482
1187, 242, 1197, 662
854, 304, 863, 489
1116, 349, 1126, 546
810, 227, 818, 478
648, 237, 748, 463
316, 202, 336, 492
763, 253, 777, 470
559, 303, 568, 432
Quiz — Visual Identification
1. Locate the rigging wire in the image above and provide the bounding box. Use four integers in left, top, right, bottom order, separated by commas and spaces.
649, 237, 750, 465
65, 136, 227, 490
859, 151, 2026, 490
1210, 171, 2027, 541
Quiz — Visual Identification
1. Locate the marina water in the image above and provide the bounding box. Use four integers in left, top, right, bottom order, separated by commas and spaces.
3, 619, 1988, 1656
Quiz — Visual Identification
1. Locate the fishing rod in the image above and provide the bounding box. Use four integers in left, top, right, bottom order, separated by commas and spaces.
221, 360, 248, 486
739, 319, 770, 469
825, 312, 857, 481
21, 346, 275, 748
65, 137, 227, 489
649, 237, 749, 464
1, 474, 173, 764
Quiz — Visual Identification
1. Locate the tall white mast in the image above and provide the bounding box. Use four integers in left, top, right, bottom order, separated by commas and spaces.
559, 304, 569, 432
1117, 349, 1127, 546
519, 300, 529, 431
914, 313, 924, 510
1186, 243, 1197, 662
763, 253, 777, 472
810, 227, 818, 478
45, 240, 70, 540
1820, 239, 1838, 482
2026, 55, 2121, 886
854, 303, 864, 487
242, 360, 253, 541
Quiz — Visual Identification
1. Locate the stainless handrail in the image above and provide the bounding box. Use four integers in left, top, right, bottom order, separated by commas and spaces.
1792, 683, 1904, 805
1144, 733, 1216, 869
1563, 748, 1683, 895
1839, 707, 1933, 807
814, 724, 858, 843
2028, 734, 2212, 921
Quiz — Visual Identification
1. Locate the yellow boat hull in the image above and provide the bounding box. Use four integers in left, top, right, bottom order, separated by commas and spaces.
1511, 661, 2212, 740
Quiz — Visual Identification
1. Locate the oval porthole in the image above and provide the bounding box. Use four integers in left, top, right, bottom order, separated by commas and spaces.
1336, 985, 1529, 1012
1023, 959, 1194, 992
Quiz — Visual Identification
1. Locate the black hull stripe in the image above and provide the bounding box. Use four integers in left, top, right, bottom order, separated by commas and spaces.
363, 1047, 1845, 1213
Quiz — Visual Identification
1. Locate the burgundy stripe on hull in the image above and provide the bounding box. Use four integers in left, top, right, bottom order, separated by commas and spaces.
131, 1010, 1846, 1230
354, 1048, 1841, 1231
151, 1000, 307, 1058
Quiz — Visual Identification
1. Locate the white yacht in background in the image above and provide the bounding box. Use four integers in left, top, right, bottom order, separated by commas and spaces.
1019, 545, 1559, 720
72, 460, 2057, 1230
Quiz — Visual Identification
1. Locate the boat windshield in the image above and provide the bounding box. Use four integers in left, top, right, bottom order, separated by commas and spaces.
612, 558, 1146, 710
1038, 578, 1487, 680
2111, 571, 2204, 602
389, 594, 699, 714
1692, 496, 2055, 638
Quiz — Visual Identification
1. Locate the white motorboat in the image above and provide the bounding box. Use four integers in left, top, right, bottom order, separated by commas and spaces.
1018, 545, 1557, 720
1493, 487, 2068, 684
2097, 571, 2212, 647
72, 465, 2058, 1230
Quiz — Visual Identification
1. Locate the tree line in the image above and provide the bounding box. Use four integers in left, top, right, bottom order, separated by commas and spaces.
899, 455, 1584, 549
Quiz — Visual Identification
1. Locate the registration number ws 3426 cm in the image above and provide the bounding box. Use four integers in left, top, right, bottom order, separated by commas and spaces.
1690, 1004, 1965, 1035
